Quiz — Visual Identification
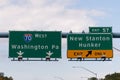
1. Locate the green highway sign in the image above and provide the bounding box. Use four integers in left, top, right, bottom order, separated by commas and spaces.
67, 33, 113, 58
9, 31, 61, 58
89, 27, 112, 33
68, 33, 112, 50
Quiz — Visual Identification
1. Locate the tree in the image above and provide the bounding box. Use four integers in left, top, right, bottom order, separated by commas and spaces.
104, 73, 120, 80
0, 72, 13, 80
99, 78, 104, 80
88, 72, 120, 80
88, 77, 98, 80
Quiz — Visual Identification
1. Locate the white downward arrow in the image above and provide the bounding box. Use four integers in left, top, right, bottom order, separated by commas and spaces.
46, 51, 53, 56
17, 51, 24, 56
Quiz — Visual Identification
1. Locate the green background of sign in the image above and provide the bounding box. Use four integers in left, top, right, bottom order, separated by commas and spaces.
67, 33, 113, 50
9, 31, 61, 58
89, 27, 112, 33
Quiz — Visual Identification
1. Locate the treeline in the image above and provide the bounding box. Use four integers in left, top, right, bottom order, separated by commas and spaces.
89, 72, 120, 80
0, 73, 13, 80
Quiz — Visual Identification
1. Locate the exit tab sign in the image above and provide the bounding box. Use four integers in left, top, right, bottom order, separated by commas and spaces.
9, 31, 61, 59
89, 27, 112, 33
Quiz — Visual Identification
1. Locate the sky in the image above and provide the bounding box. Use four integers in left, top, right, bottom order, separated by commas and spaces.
0, 0, 120, 80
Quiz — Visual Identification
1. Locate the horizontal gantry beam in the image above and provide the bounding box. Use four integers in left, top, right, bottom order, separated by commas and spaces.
0, 32, 120, 38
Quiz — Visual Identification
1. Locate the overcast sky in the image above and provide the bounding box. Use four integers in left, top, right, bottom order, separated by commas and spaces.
0, 0, 120, 80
